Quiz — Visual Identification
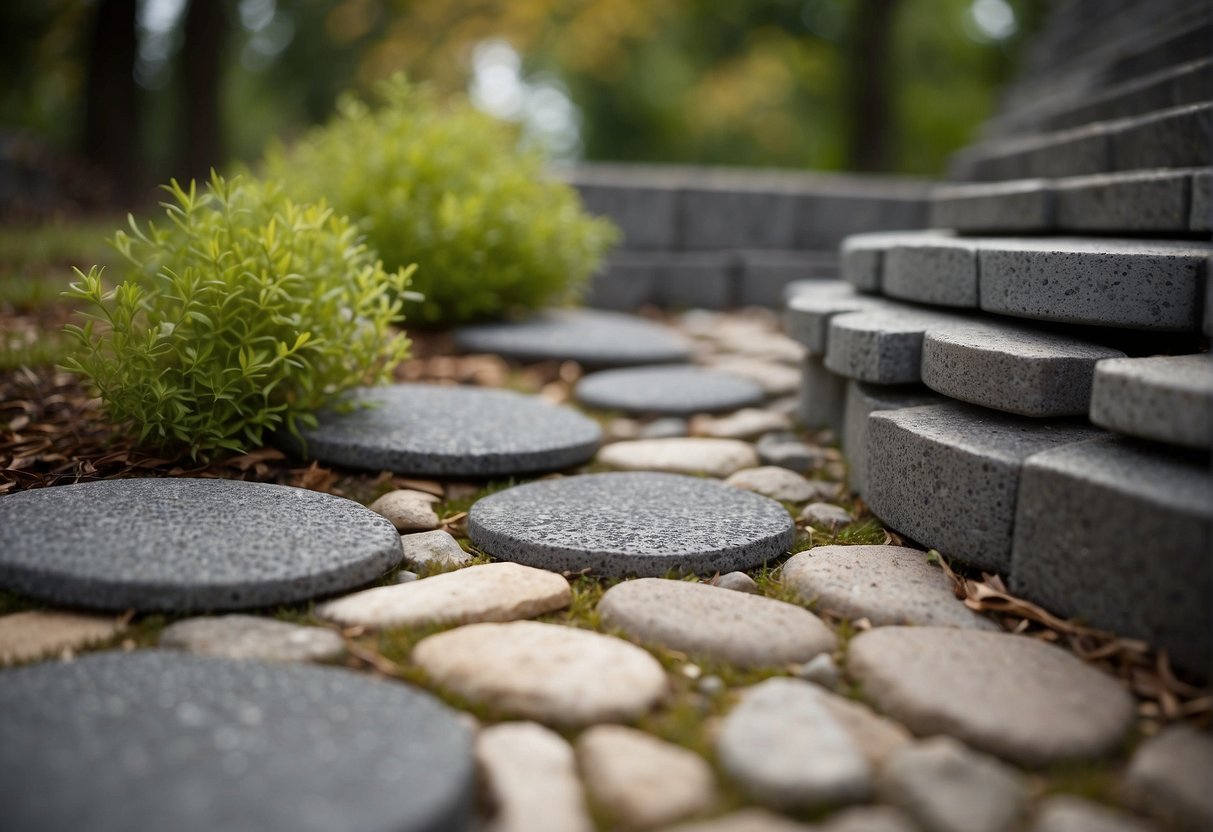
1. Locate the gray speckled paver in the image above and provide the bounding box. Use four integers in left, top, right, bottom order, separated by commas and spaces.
575, 365, 764, 416
864, 403, 1104, 572
921, 320, 1125, 417
468, 472, 795, 578
1055, 169, 1194, 233
841, 232, 935, 294
294, 384, 601, 477
0, 650, 474, 832
1089, 353, 1213, 449
0, 479, 401, 612
930, 180, 1053, 233
1011, 436, 1213, 676
784, 281, 888, 355
978, 237, 1213, 331
842, 382, 944, 496
452, 309, 692, 367
825, 308, 964, 385
882, 237, 981, 308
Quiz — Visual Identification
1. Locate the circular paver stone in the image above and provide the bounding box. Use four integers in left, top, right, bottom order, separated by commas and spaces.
847, 627, 1136, 767
292, 384, 602, 476
0, 650, 474, 832
413, 621, 667, 726
598, 578, 835, 668
0, 479, 402, 612
453, 309, 693, 368
575, 365, 764, 416
468, 472, 795, 578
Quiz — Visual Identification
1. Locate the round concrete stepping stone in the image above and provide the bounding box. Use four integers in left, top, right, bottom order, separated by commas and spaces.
453, 309, 693, 368
412, 621, 667, 726
0, 610, 124, 665
598, 437, 759, 477
577, 725, 717, 829
294, 384, 601, 477
476, 722, 593, 832
575, 365, 764, 416
847, 627, 1135, 766
468, 472, 795, 578
598, 578, 835, 668
318, 562, 571, 629
717, 678, 871, 811
0, 479, 401, 612
783, 546, 998, 630
0, 650, 473, 832
158, 615, 346, 663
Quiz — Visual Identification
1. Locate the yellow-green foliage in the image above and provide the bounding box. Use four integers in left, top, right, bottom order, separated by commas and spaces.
63, 173, 413, 459
264, 76, 619, 325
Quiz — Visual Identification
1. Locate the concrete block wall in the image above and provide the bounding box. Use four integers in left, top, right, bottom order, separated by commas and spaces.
558, 164, 932, 310
786, 0, 1213, 677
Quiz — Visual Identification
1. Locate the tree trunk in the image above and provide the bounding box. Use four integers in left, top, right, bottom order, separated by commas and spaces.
82, 0, 140, 203
846, 0, 901, 172
179, 0, 227, 183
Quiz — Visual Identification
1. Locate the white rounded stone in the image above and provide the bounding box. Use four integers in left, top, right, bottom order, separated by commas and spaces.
159, 615, 344, 662
799, 503, 854, 528
369, 489, 440, 531
0, 610, 123, 665
476, 721, 593, 832
692, 409, 793, 440
400, 530, 473, 572
726, 466, 821, 502
598, 438, 759, 478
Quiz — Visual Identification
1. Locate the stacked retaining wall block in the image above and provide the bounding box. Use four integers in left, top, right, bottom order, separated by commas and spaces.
785, 0, 1213, 677
559, 164, 932, 309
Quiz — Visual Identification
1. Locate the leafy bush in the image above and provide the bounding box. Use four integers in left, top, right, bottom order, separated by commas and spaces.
263, 76, 618, 325
63, 173, 413, 459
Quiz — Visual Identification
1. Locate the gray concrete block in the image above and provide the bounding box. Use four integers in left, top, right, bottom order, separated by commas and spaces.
784, 281, 889, 355
566, 179, 679, 251
1011, 437, 1213, 676
883, 238, 981, 308
586, 254, 656, 310
842, 381, 944, 496
978, 238, 1213, 331
930, 180, 1053, 233
796, 192, 930, 250
1111, 103, 1213, 172
1089, 353, 1213, 449
921, 320, 1126, 418
1055, 169, 1194, 233
737, 250, 838, 307
1052, 56, 1213, 132
1191, 169, 1211, 232
799, 354, 848, 432
651, 252, 735, 310
864, 403, 1105, 572
825, 307, 963, 385
679, 186, 802, 250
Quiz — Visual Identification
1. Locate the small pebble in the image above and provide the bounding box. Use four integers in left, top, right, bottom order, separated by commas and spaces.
711, 571, 760, 594
693, 409, 792, 440
395, 570, 420, 584
755, 432, 827, 472
369, 489, 440, 532
606, 417, 642, 442
698, 675, 726, 696
638, 417, 689, 439
800, 502, 854, 529
726, 466, 820, 503
401, 529, 473, 573
797, 653, 842, 690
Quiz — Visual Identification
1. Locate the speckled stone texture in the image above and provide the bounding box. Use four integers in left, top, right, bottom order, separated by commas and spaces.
782, 546, 998, 630
825, 308, 964, 385
930, 180, 1053, 233
847, 627, 1135, 767
1110, 102, 1212, 171
294, 384, 602, 476
977, 237, 1213, 331
452, 309, 692, 367
1089, 353, 1213, 449
575, 365, 764, 416
0, 479, 402, 612
784, 281, 887, 354
597, 578, 835, 668
468, 472, 795, 578
882, 237, 980, 307
1011, 437, 1213, 676
799, 355, 849, 432
842, 382, 943, 496
864, 403, 1104, 572
1055, 169, 1194, 232
1193, 169, 1211, 233
841, 232, 934, 294
0, 650, 474, 832
920, 320, 1125, 417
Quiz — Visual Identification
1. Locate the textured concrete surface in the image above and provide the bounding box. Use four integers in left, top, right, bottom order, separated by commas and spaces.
784, 281, 887, 355
0, 651, 474, 832
468, 472, 794, 578
842, 382, 943, 496
576, 365, 764, 416
1110, 102, 1213, 171
0, 478, 402, 612
1089, 353, 1213, 449
799, 354, 849, 432
1055, 168, 1193, 232
825, 307, 962, 385
920, 320, 1125, 417
882, 237, 981, 308
864, 403, 1103, 571
930, 180, 1053, 233
296, 384, 602, 477
1011, 436, 1213, 675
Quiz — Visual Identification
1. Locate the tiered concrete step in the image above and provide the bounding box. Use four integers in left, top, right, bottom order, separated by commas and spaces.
931, 167, 1209, 235
1089, 353, 1213, 449
840, 230, 1213, 332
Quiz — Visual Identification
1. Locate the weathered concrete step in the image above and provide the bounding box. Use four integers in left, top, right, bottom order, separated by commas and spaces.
825, 307, 966, 385
921, 321, 1126, 418
864, 402, 1105, 572
785, 280, 890, 354
839, 230, 1213, 331
949, 103, 1212, 182
842, 382, 945, 496
1012, 436, 1212, 676
1089, 353, 1213, 449
931, 168, 1207, 234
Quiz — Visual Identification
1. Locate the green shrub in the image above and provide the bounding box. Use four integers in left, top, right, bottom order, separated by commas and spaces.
62, 173, 413, 459
263, 75, 618, 325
